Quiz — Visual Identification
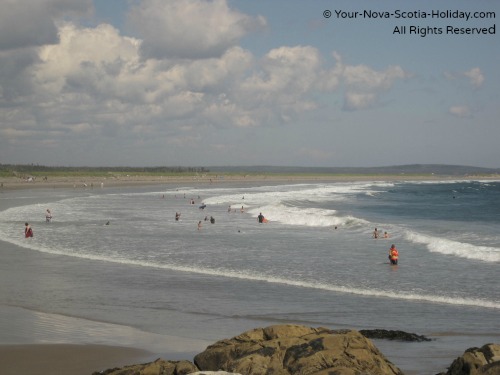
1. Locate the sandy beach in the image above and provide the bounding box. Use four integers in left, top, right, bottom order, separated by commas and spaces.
0, 344, 153, 375
1, 172, 497, 192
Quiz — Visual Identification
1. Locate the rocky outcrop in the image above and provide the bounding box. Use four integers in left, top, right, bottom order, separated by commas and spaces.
92, 358, 198, 375
92, 324, 500, 375
360, 329, 432, 342
193, 324, 403, 375
436, 343, 500, 375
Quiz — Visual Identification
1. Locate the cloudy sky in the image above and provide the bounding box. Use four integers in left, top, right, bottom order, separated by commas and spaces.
0, 0, 498, 167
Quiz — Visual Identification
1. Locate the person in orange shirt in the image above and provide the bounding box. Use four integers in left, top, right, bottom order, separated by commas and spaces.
388, 244, 399, 265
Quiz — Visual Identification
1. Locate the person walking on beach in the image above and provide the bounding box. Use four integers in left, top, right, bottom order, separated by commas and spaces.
25, 222, 33, 238
388, 244, 399, 265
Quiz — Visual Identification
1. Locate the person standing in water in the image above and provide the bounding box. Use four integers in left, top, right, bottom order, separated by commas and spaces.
45, 209, 52, 223
388, 244, 399, 265
25, 223, 33, 238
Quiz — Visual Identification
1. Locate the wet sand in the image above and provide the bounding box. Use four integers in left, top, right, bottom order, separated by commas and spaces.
0, 344, 153, 375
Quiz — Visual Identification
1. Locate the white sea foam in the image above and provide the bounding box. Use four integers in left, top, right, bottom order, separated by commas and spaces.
5, 235, 499, 310
246, 204, 367, 228
405, 231, 500, 263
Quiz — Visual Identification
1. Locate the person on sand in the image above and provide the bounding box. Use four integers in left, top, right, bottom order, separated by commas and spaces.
373, 228, 379, 239
25, 222, 33, 238
388, 244, 399, 265
45, 209, 52, 223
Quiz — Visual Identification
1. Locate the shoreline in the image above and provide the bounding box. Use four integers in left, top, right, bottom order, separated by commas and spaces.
1, 173, 499, 191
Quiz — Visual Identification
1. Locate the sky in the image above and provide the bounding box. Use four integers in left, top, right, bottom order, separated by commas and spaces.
0, 0, 498, 168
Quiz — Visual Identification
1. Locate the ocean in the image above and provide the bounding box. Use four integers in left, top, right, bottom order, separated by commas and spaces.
0, 179, 499, 374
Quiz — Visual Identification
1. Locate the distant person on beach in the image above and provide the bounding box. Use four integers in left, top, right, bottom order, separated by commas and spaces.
198, 221, 202, 230
210, 216, 215, 224
240, 206, 244, 213
175, 212, 181, 221
24, 223, 33, 238
388, 244, 399, 265
45, 209, 52, 223
373, 228, 379, 239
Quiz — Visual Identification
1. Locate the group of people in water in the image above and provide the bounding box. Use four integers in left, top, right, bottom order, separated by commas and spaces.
25, 198, 400, 266
372, 227, 390, 239
24, 208, 53, 238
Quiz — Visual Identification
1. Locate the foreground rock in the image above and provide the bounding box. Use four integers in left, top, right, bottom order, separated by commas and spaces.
92, 359, 198, 375
193, 324, 403, 375
94, 324, 402, 375
436, 343, 500, 375
93, 324, 500, 375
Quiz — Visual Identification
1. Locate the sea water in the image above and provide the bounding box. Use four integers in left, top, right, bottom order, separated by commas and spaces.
0, 179, 499, 374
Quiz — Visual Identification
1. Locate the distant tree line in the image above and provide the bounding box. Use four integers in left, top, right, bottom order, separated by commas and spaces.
0, 164, 210, 177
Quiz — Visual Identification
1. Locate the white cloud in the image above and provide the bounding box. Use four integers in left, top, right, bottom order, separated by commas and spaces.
1, 18, 409, 150
0, 1, 410, 165
127, 0, 266, 59
463, 67, 484, 88
449, 105, 471, 118
341, 64, 407, 110
445, 67, 485, 89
